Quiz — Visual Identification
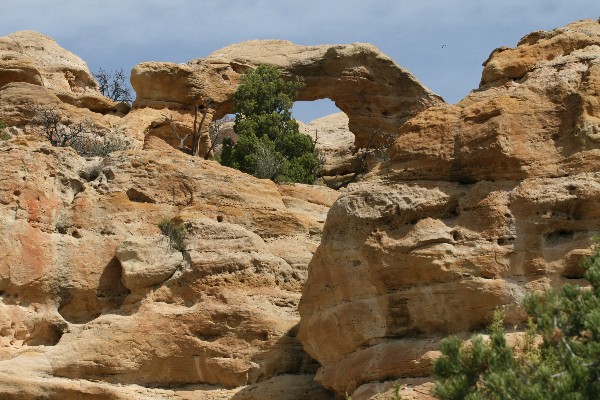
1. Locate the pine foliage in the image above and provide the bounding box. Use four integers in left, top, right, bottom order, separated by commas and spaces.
433, 238, 600, 400
220, 65, 320, 183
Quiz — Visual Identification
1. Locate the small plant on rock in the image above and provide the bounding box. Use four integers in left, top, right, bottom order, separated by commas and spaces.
0, 120, 9, 141
158, 219, 186, 252
75, 126, 131, 157
35, 107, 87, 148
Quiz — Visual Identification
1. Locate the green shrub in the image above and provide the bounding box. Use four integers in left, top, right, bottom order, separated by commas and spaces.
0, 120, 8, 141
158, 219, 186, 252
433, 238, 600, 399
220, 65, 320, 184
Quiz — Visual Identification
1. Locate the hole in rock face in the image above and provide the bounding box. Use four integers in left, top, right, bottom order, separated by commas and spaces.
80, 164, 102, 182
126, 188, 156, 203
103, 168, 115, 180
544, 229, 575, 247
497, 237, 514, 246
292, 98, 341, 124
217, 215, 224, 222
58, 257, 130, 324
23, 321, 65, 346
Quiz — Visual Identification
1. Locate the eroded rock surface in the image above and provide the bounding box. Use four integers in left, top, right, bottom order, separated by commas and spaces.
0, 30, 338, 398
299, 112, 359, 177
0, 136, 336, 399
2, 18, 599, 400
298, 18, 600, 399
0, 31, 122, 113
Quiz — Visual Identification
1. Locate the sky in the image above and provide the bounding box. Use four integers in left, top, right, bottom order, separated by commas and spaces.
1, 1, 598, 122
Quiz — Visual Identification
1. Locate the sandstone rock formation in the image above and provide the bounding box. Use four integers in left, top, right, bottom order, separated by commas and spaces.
299, 112, 359, 177
0, 31, 122, 114
1, 17, 599, 400
131, 40, 443, 149
116, 235, 184, 290
0, 30, 337, 399
0, 135, 336, 399
298, 18, 600, 399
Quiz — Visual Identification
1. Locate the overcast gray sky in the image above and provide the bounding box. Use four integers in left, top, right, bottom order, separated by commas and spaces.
1, 1, 598, 122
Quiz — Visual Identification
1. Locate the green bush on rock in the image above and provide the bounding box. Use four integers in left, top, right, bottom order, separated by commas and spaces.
433, 237, 600, 400
158, 219, 186, 253
220, 65, 320, 184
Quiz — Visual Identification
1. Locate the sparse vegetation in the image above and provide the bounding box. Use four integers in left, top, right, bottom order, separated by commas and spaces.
0, 120, 8, 141
328, 127, 394, 189
433, 237, 600, 400
220, 65, 320, 183
158, 219, 186, 252
165, 98, 212, 157
35, 107, 130, 157
75, 128, 130, 157
94, 68, 133, 103
36, 107, 86, 148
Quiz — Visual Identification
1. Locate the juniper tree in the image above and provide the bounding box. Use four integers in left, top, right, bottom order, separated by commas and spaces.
433, 238, 600, 400
220, 65, 320, 184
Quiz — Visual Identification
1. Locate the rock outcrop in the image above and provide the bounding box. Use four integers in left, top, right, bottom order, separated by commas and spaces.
0, 31, 122, 114
131, 40, 443, 148
299, 112, 359, 177
0, 135, 336, 399
298, 18, 600, 398
0, 31, 337, 399
1, 18, 599, 400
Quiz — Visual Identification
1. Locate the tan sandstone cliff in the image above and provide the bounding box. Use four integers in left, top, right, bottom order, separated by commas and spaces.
130, 39, 443, 151
298, 18, 600, 399
0, 17, 599, 400
0, 31, 338, 399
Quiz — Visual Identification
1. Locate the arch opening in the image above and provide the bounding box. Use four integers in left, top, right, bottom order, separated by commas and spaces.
292, 99, 341, 124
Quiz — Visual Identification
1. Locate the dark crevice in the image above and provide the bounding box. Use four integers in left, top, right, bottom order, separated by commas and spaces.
126, 188, 156, 203
544, 229, 575, 247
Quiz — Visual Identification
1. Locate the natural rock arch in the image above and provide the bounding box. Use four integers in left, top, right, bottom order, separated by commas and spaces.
131, 40, 444, 148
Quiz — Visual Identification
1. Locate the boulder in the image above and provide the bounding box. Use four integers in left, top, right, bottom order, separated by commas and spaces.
481, 19, 600, 85
0, 30, 119, 113
116, 235, 183, 290
299, 112, 360, 177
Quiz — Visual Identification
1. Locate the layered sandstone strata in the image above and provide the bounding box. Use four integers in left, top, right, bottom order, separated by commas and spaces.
0, 135, 336, 399
1, 17, 599, 400
0, 31, 337, 400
